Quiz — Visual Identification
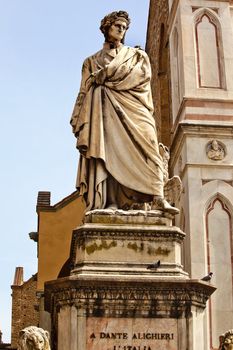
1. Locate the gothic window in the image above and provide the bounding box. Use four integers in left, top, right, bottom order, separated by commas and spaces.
195, 12, 225, 88
171, 27, 181, 119
205, 197, 233, 348
158, 23, 171, 146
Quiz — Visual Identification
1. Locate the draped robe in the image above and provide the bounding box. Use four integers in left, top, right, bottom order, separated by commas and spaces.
71, 44, 164, 210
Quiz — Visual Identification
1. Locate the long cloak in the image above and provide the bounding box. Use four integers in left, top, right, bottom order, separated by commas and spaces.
71, 45, 164, 210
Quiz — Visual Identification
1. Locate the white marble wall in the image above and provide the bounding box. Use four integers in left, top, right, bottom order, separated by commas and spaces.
207, 199, 233, 347
171, 129, 233, 349
169, 0, 233, 117
169, 0, 233, 346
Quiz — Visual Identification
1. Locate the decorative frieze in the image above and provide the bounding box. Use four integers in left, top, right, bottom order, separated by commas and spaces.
45, 278, 215, 319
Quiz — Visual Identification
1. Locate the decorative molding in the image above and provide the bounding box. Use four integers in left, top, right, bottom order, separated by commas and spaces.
192, 7, 219, 14
171, 97, 233, 140
185, 114, 233, 122
73, 226, 185, 242
46, 278, 215, 349
45, 278, 216, 319
202, 179, 233, 186
184, 98, 233, 108
179, 164, 233, 182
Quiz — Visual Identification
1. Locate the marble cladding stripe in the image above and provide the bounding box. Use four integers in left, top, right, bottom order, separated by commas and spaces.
185, 106, 233, 115
185, 114, 233, 120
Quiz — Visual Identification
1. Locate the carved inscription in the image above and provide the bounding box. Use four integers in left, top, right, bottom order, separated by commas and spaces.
87, 318, 177, 350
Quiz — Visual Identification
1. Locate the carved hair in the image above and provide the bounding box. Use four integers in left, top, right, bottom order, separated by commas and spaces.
219, 329, 233, 350
18, 326, 51, 350
100, 11, 131, 43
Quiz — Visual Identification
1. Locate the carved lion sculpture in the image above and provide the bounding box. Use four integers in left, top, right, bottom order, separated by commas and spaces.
219, 329, 233, 350
18, 326, 51, 350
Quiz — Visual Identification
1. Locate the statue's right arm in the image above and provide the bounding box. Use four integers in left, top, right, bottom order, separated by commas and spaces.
80, 58, 94, 92
70, 58, 92, 131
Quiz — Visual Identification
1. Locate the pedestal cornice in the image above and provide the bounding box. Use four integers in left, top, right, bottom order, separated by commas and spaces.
45, 277, 216, 318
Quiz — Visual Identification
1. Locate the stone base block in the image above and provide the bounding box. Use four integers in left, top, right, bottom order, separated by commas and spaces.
45, 278, 216, 350
70, 210, 187, 278
44, 210, 216, 350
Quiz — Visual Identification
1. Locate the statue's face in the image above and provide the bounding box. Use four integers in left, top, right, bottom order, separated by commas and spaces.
108, 19, 127, 43
212, 140, 218, 151
35, 334, 45, 350
27, 335, 44, 350
223, 336, 233, 350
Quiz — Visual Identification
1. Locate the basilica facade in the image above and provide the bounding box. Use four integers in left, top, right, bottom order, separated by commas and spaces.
146, 0, 233, 348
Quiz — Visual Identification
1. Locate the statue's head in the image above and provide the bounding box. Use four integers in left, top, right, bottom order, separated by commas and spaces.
211, 139, 219, 151
18, 326, 50, 350
100, 11, 130, 44
219, 330, 233, 350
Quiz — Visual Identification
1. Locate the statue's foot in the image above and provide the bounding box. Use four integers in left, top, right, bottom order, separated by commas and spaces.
152, 197, 179, 215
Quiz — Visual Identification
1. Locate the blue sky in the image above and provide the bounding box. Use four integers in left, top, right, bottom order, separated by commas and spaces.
0, 0, 150, 342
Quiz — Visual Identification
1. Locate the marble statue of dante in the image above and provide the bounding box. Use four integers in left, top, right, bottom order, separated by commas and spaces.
71, 10, 178, 214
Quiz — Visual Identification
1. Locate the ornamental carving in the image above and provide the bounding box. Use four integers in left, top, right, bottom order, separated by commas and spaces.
219, 329, 233, 349
206, 139, 226, 160
45, 280, 215, 319
18, 326, 50, 350
72, 226, 185, 248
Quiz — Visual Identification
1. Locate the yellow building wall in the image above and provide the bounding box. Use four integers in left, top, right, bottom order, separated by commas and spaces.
37, 193, 85, 291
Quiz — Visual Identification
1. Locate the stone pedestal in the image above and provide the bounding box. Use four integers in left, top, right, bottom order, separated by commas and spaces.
44, 210, 215, 350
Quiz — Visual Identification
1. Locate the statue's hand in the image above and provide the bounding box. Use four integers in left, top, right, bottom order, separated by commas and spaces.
91, 66, 108, 85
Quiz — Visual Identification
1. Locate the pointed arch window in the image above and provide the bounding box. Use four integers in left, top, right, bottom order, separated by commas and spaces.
205, 196, 233, 348
158, 23, 171, 146
195, 12, 225, 88
171, 27, 181, 118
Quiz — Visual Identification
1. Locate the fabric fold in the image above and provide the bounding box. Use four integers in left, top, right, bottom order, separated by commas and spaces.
71, 45, 164, 210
